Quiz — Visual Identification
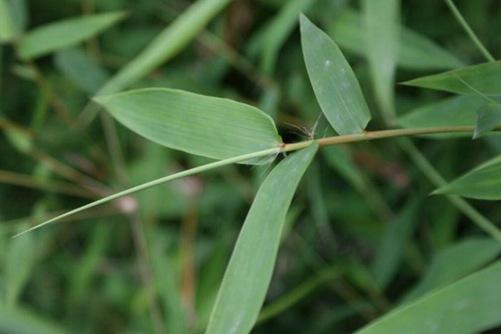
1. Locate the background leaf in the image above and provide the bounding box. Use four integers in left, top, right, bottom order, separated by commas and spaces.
98, 0, 232, 95
0, 0, 14, 42
356, 260, 501, 334
300, 14, 371, 135
434, 155, 501, 200
95, 88, 282, 163
205, 143, 318, 334
328, 9, 463, 71
403, 238, 501, 302
363, 0, 400, 121
18, 12, 125, 59
404, 61, 501, 96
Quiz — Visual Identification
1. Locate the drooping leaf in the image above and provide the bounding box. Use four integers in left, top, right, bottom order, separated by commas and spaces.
97, 0, 232, 95
356, 260, 501, 334
398, 96, 481, 131
18, 12, 126, 59
328, 9, 463, 71
205, 143, 318, 334
371, 200, 419, 289
404, 61, 501, 96
300, 14, 371, 135
363, 0, 400, 120
54, 47, 109, 94
474, 102, 501, 138
433, 155, 501, 200
403, 238, 501, 302
94, 88, 282, 162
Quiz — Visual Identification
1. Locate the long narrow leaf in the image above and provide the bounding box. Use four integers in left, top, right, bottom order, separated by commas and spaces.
97, 0, 232, 95
300, 14, 371, 135
404, 61, 501, 96
205, 143, 318, 334
95, 88, 282, 162
433, 155, 501, 200
474, 102, 501, 138
0, 0, 14, 42
18, 12, 125, 59
356, 260, 501, 334
363, 0, 400, 121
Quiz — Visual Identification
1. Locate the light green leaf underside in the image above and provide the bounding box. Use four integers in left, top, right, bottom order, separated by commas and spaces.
300, 14, 371, 135
17, 12, 125, 59
97, 0, 232, 95
403, 238, 501, 302
205, 143, 318, 334
404, 61, 501, 96
398, 96, 481, 137
474, 103, 501, 138
95, 88, 282, 163
433, 154, 501, 200
328, 9, 463, 70
356, 260, 501, 334
363, 0, 399, 118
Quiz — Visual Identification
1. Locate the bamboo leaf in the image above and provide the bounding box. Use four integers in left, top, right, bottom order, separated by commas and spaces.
356, 260, 501, 334
398, 96, 480, 131
403, 238, 501, 302
0, 0, 14, 42
94, 88, 282, 162
0, 305, 67, 334
18, 12, 126, 59
205, 143, 318, 334
404, 61, 501, 96
371, 200, 419, 289
329, 9, 464, 71
363, 0, 400, 121
98, 0, 232, 95
433, 155, 501, 200
474, 102, 501, 138
300, 14, 371, 135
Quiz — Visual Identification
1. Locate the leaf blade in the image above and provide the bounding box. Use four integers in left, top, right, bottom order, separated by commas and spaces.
300, 14, 371, 135
18, 11, 125, 59
404, 61, 501, 96
95, 88, 282, 162
205, 143, 318, 334
357, 260, 501, 334
474, 102, 501, 138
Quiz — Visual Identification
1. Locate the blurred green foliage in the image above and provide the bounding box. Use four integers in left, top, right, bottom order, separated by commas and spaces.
1, 0, 501, 333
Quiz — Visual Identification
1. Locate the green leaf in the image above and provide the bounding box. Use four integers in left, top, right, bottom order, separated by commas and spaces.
328, 9, 463, 71
404, 61, 501, 96
474, 102, 501, 138
0, 305, 67, 334
356, 260, 501, 334
433, 155, 501, 200
403, 238, 501, 302
398, 96, 481, 130
98, 0, 232, 95
205, 143, 318, 334
371, 200, 419, 289
94, 88, 282, 162
251, 0, 314, 73
17, 12, 125, 60
363, 0, 400, 121
54, 47, 109, 94
0, 0, 14, 42
300, 14, 371, 135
